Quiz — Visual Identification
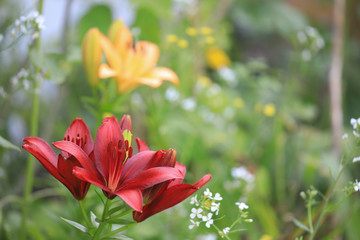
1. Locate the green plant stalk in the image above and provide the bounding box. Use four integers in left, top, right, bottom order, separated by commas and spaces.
20, 1, 44, 239
307, 198, 314, 234
79, 200, 91, 228
309, 166, 345, 240
92, 198, 111, 240
99, 222, 137, 239
212, 223, 231, 240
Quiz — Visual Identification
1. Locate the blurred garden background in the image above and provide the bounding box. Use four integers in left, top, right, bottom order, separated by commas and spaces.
1, 0, 360, 239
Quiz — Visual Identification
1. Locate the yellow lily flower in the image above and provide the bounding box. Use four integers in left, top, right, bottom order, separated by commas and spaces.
98, 20, 179, 93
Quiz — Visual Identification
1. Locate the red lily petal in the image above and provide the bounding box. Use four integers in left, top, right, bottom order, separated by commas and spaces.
22, 137, 75, 196
23, 137, 58, 166
167, 162, 186, 188
120, 151, 157, 180
135, 137, 149, 152
94, 116, 122, 178
115, 189, 143, 212
133, 174, 212, 222
73, 167, 110, 193
121, 167, 183, 190
146, 149, 177, 169
58, 155, 90, 200
119, 115, 132, 132
63, 118, 94, 155
53, 141, 98, 178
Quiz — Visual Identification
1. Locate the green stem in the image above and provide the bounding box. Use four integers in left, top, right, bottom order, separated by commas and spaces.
79, 200, 91, 228
92, 198, 111, 240
307, 199, 314, 234
309, 167, 345, 240
20, 1, 44, 239
212, 223, 231, 240
99, 222, 137, 239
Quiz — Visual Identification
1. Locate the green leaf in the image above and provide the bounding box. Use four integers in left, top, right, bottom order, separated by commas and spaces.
78, 4, 112, 39
291, 217, 310, 232
60, 217, 88, 232
0, 136, 21, 151
133, 7, 160, 44
106, 219, 134, 225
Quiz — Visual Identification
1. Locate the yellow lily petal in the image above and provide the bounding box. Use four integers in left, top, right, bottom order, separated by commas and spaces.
82, 28, 101, 86
126, 41, 160, 79
99, 33, 122, 74
107, 19, 133, 64
138, 67, 179, 87
99, 63, 117, 79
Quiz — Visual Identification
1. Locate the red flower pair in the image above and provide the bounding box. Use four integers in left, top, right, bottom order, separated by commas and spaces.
23, 115, 211, 219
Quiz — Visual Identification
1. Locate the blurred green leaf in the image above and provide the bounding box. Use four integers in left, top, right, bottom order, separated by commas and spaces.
291, 217, 310, 232
133, 7, 161, 43
78, 4, 112, 39
60, 217, 87, 233
0, 136, 20, 151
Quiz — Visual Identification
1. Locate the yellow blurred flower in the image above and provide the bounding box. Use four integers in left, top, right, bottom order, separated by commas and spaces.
263, 103, 276, 117
82, 28, 102, 86
234, 98, 244, 108
206, 46, 230, 70
197, 76, 212, 88
177, 39, 189, 48
166, 34, 178, 43
186, 27, 197, 36
205, 36, 215, 45
260, 235, 273, 240
200, 27, 213, 35
86, 20, 179, 93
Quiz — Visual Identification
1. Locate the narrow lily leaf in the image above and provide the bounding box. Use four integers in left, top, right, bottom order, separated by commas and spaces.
0, 136, 20, 151
106, 219, 134, 225
90, 211, 99, 228
60, 217, 88, 232
291, 217, 310, 232
108, 205, 126, 216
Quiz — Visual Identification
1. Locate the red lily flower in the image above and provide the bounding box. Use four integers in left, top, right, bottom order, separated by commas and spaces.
53, 116, 183, 212
132, 141, 211, 222
22, 118, 94, 200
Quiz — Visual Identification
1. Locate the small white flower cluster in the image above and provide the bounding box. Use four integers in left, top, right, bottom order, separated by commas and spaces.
10, 10, 45, 40
217, 67, 237, 87
354, 180, 360, 192
235, 202, 253, 223
296, 26, 325, 61
11, 68, 32, 91
231, 166, 255, 183
350, 118, 360, 138
189, 188, 223, 229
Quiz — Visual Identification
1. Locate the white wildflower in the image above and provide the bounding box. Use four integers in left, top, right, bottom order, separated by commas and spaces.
189, 219, 200, 229
235, 202, 249, 210
190, 195, 199, 206
165, 87, 180, 102
213, 193, 222, 201
353, 156, 360, 163
351, 118, 358, 129
222, 227, 230, 235
181, 97, 196, 111
202, 213, 214, 228
210, 202, 220, 215
231, 166, 255, 183
190, 207, 203, 219
246, 219, 253, 223
342, 133, 348, 140
301, 50, 312, 61
297, 31, 307, 43
204, 188, 212, 199
354, 180, 360, 192
353, 130, 359, 138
